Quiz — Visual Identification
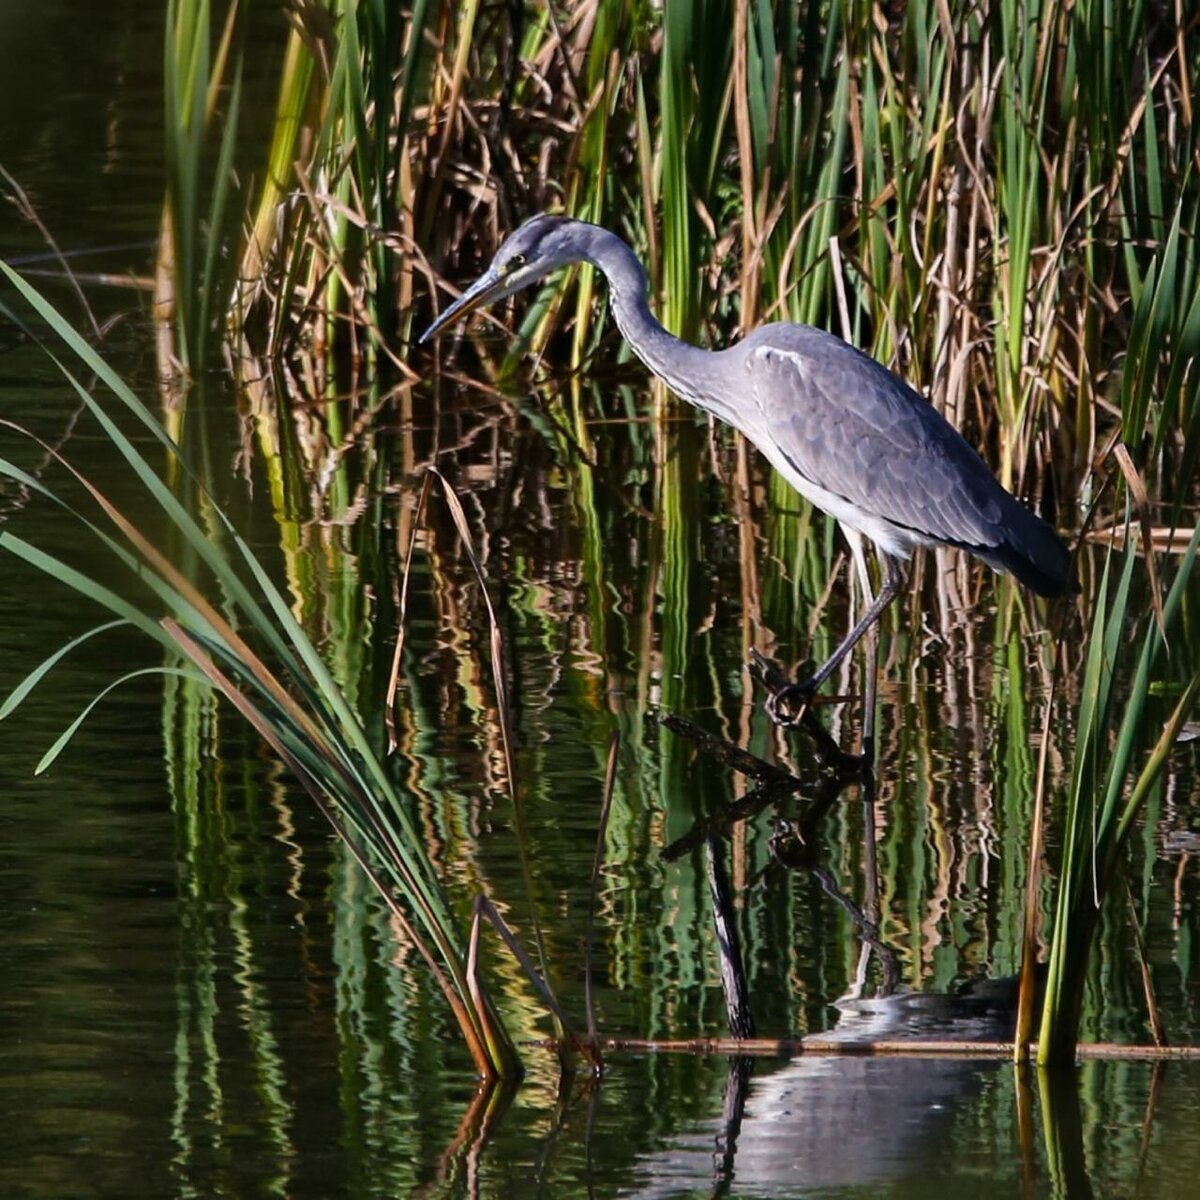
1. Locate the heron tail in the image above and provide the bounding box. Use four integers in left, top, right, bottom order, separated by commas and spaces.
982, 498, 1076, 597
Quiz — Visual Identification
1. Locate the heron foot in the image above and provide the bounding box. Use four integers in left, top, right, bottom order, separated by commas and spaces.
765, 681, 817, 726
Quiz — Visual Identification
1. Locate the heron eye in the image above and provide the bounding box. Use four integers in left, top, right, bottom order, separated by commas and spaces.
509, 253, 527, 271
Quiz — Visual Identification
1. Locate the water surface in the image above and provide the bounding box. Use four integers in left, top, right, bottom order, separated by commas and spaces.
1, 8, 1199, 1198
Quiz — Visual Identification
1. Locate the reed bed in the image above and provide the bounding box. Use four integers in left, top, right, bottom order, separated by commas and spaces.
155, 0, 1200, 1065
215, 2, 1197, 506
4, 0, 1198, 1080
210, 0, 1200, 734
226, 0, 1200, 757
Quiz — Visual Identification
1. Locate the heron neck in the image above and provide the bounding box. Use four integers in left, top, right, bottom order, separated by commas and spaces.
581, 226, 713, 408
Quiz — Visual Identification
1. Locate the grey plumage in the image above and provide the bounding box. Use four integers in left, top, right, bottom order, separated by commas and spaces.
734, 323, 1070, 597
421, 215, 1072, 708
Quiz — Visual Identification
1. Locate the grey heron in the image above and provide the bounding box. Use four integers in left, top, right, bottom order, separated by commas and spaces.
420, 215, 1072, 720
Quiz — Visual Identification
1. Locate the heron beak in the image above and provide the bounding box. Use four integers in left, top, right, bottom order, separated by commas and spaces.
419, 267, 506, 344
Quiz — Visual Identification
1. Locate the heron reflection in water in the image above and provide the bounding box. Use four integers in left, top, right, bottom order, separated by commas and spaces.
421, 215, 1072, 720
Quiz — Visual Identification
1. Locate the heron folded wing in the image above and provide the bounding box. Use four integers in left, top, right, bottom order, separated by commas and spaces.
743, 330, 1071, 595
747, 338, 1001, 542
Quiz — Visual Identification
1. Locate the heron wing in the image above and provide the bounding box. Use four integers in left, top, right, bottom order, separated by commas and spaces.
743, 331, 1011, 554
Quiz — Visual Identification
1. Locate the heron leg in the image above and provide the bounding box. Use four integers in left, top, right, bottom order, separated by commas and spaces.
767, 553, 904, 725
850, 531, 880, 758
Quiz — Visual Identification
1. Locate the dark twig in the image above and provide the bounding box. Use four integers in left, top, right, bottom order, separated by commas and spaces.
659, 711, 802, 784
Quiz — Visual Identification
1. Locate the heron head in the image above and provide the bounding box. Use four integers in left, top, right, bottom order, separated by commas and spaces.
419, 214, 581, 343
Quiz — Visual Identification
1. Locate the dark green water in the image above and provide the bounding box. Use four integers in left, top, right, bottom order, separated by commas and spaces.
2, 7, 1200, 1197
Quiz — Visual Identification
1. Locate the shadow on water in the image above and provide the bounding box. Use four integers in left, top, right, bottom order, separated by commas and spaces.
658, 703, 894, 1032
561, 672, 1176, 1197
493, 694, 1093, 1196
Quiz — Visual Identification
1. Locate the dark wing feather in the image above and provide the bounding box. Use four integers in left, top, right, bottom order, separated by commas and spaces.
741, 325, 1072, 596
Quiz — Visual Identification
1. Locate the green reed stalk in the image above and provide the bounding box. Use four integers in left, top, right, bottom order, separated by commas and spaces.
1036, 519, 1199, 1065
160, 0, 244, 376
239, 26, 318, 341
658, 0, 701, 343
562, 0, 626, 374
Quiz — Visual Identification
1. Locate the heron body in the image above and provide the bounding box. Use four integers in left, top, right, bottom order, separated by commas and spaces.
421, 215, 1071, 713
